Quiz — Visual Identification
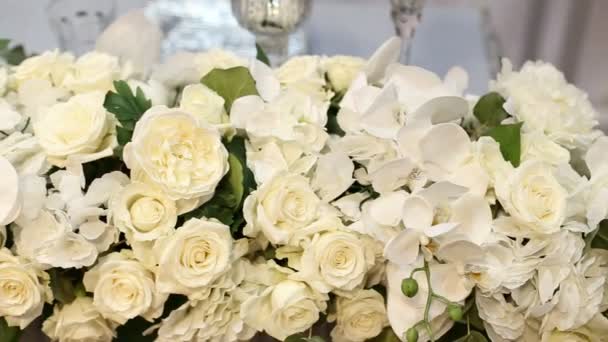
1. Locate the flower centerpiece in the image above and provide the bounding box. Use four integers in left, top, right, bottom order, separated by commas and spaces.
0, 36, 607, 342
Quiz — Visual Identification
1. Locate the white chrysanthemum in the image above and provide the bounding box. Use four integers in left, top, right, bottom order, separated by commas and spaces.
492, 59, 599, 149
155, 260, 256, 342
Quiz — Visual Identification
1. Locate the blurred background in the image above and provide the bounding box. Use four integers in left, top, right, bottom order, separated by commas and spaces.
1, 0, 606, 126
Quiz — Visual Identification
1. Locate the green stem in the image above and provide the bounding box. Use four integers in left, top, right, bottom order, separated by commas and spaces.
409, 267, 425, 279
423, 261, 435, 342
431, 293, 451, 305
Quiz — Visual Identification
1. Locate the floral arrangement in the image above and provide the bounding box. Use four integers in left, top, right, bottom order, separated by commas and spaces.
0, 36, 607, 342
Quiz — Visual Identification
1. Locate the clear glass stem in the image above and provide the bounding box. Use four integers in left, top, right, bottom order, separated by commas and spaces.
256, 33, 289, 66
391, 0, 425, 64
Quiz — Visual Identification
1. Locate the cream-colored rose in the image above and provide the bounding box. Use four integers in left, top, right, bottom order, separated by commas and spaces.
242, 279, 328, 340
83, 251, 167, 324
123, 106, 228, 201
0, 226, 5, 247
292, 229, 375, 293
179, 84, 228, 125
154, 218, 238, 298
0, 248, 51, 329
324, 55, 366, 92
243, 173, 321, 245
495, 161, 567, 235
13, 50, 74, 87
521, 131, 570, 166
109, 182, 177, 242
330, 289, 388, 342
34, 91, 116, 167
194, 49, 246, 78
62, 52, 121, 93
42, 297, 116, 342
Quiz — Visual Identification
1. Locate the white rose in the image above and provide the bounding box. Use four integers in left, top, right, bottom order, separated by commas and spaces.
124, 106, 228, 201
109, 182, 177, 242
292, 229, 375, 293
42, 297, 116, 342
0, 248, 51, 329
13, 210, 98, 269
242, 279, 328, 340
324, 55, 366, 92
16, 79, 68, 120
179, 84, 228, 126
492, 59, 599, 149
521, 131, 570, 165
0, 226, 5, 247
155, 218, 238, 298
495, 161, 567, 235
330, 289, 388, 342
243, 173, 321, 245
83, 251, 167, 324
0, 132, 50, 176
194, 49, 246, 78
13, 50, 74, 87
34, 91, 116, 167
62, 52, 121, 93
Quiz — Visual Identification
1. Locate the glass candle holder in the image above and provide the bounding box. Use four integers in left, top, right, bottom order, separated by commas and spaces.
231, 0, 312, 66
47, 0, 116, 56
390, 0, 426, 64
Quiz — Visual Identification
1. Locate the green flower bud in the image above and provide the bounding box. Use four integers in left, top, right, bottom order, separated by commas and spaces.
406, 327, 419, 342
448, 304, 463, 321
401, 278, 418, 298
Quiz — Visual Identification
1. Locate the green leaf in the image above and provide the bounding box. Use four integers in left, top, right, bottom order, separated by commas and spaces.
0, 39, 28, 66
454, 331, 489, 342
485, 122, 523, 167
367, 327, 400, 342
256, 43, 271, 66
103, 80, 152, 149
178, 136, 256, 236
586, 220, 608, 251
473, 92, 509, 127
201, 67, 259, 112
49, 269, 77, 304
0, 318, 20, 342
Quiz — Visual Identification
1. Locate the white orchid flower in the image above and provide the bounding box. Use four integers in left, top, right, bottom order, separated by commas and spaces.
0, 156, 21, 225
386, 259, 471, 341
583, 136, 608, 229
384, 181, 492, 266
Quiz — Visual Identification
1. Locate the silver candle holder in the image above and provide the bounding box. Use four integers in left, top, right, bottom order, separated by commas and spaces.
390, 0, 426, 64
231, 0, 312, 66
